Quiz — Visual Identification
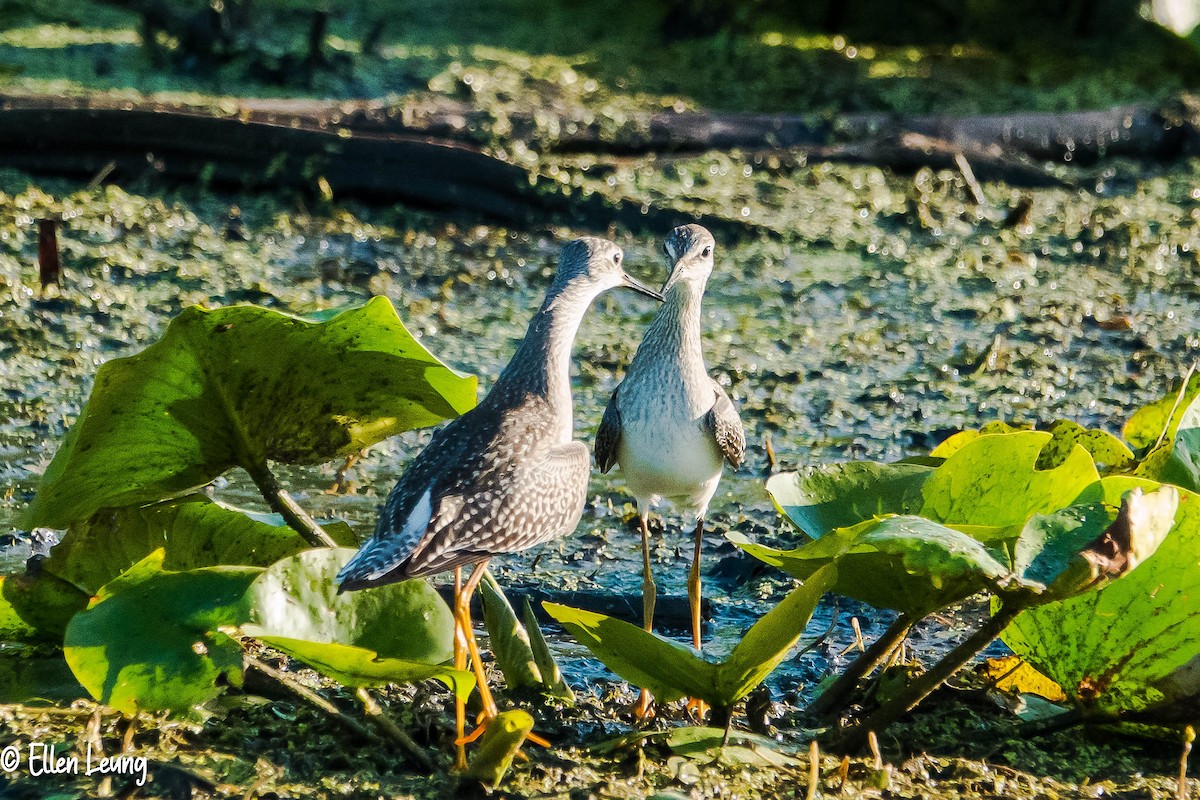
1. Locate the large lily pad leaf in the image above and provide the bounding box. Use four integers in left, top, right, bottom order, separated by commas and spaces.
0, 571, 88, 642
765, 462, 932, 538
1131, 390, 1200, 492
1003, 477, 1200, 715
247, 548, 453, 663
545, 566, 834, 708
63, 551, 260, 715
1122, 369, 1200, 454
730, 517, 1013, 616
244, 548, 470, 696
43, 494, 357, 595
26, 297, 478, 529
1034, 421, 1135, 475
543, 604, 714, 704
929, 421, 1030, 459
243, 634, 473, 702
920, 432, 1099, 526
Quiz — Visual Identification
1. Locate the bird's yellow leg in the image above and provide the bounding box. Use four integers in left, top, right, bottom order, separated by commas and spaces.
453, 567, 468, 770
454, 564, 554, 750
457, 562, 499, 723
687, 519, 709, 720
635, 514, 656, 721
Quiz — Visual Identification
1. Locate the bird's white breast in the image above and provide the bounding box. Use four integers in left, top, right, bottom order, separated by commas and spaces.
616, 405, 724, 514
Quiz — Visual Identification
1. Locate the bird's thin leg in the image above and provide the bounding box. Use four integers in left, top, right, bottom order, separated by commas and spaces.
687, 518, 709, 720
635, 513, 656, 721
457, 561, 499, 722
453, 566, 468, 770
689, 518, 704, 652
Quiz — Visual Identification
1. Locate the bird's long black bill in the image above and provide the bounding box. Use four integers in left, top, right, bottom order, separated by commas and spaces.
621, 272, 665, 301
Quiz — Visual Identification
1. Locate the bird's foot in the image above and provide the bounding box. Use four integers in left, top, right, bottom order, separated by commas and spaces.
686, 697, 709, 722
630, 688, 656, 723
457, 712, 551, 749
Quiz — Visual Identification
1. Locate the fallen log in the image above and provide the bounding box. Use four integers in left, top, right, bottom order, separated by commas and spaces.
3, 92, 1195, 219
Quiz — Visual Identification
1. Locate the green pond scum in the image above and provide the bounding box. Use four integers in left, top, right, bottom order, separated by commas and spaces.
2, 0, 1200, 797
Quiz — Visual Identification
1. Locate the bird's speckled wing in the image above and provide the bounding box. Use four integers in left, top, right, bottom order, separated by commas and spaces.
594, 387, 622, 473
401, 439, 591, 576
703, 381, 745, 468
336, 409, 499, 589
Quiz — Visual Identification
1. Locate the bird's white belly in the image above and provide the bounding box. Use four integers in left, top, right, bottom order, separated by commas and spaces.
617, 418, 724, 511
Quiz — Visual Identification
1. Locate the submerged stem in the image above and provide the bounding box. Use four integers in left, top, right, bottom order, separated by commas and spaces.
832, 603, 1024, 751
244, 458, 337, 548
809, 613, 916, 718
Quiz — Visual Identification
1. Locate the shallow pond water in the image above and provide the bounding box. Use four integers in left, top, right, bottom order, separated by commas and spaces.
1, 154, 1199, 709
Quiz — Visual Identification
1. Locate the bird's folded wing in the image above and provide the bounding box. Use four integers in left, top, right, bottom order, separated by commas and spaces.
594, 387, 623, 473
704, 382, 746, 468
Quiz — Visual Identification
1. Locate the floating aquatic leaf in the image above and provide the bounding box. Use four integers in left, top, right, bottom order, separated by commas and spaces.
545, 566, 834, 709
730, 516, 1013, 616
1122, 369, 1200, 454
25, 297, 478, 529
0, 571, 88, 642
1035, 421, 1134, 474
43, 494, 357, 595
244, 548, 471, 699
63, 551, 259, 715
463, 709, 535, 790
1132, 390, 1200, 492
920, 432, 1099, 526
765, 462, 931, 538
1004, 478, 1198, 715
929, 420, 1030, 459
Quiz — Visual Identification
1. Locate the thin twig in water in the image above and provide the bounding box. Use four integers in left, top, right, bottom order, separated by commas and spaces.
356, 687, 434, 771
1153, 362, 1198, 453
245, 655, 371, 739
806, 740, 820, 800
1178, 725, 1194, 800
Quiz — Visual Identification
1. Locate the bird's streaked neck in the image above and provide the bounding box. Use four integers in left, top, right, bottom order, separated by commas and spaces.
489, 279, 597, 437
635, 277, 706, 369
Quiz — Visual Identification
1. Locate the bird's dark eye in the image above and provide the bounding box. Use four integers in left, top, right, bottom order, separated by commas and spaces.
701, 245, 712, 258
612, 252, 622, 266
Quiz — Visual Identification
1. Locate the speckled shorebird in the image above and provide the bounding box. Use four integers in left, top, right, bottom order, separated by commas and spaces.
337, 237, 662, 758
595, 224, 745, 718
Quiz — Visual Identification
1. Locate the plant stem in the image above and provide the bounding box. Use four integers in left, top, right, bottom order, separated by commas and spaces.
356, 687, 435, 772
809, 613, 916, 717
244, 458, 337, 548
246, 655, 371, 738
831, 603, 1023, 752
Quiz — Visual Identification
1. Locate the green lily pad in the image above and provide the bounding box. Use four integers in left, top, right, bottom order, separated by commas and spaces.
1132, 390, 1200, 492
246, 548, 454, 664
43, 494, 357, 595
921, 431, 1099, 526
244, 548, 470, 697
25, 297, 478, 529
1035, 421, 1135, 474
1122, 369, 1200, 454
1003, 478, 1198, 715
0, 571, 88, 642
730, 516, 1014, 616
929, 420, 1031, 459
765, 462, 932, 538
243, 634, 473, 702
63, 551, 260, 715
545, 565, 835, 709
